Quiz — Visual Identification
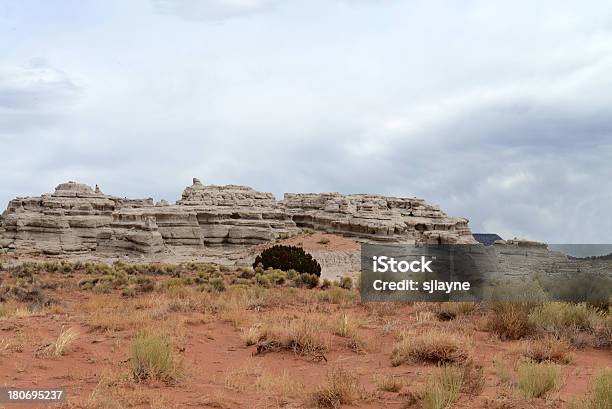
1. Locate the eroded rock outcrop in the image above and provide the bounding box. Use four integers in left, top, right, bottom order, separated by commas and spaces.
283, 193, 475, 244
0, 179, 476, 255
0, 182, 152, 254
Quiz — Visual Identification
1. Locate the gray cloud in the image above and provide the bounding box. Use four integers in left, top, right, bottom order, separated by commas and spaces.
0, 62, 80, 135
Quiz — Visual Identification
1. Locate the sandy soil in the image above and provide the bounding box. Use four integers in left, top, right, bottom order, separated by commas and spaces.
0, 243, 610, 409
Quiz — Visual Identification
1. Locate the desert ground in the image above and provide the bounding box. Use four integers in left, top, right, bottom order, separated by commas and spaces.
0, 233, 610, 409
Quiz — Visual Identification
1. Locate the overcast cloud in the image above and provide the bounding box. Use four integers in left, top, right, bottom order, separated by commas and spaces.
1, 0, 611, 243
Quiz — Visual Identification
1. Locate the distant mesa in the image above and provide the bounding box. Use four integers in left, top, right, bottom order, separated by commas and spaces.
0, 179, 476, 256
473, 233, 503, 246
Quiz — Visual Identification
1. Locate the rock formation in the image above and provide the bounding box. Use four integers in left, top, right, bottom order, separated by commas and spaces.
0, 181, 152, 254
0, 179, 476, 256
283, 193, 475, 244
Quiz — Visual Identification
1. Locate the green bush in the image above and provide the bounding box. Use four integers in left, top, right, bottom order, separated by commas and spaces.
253, 245, 321, 277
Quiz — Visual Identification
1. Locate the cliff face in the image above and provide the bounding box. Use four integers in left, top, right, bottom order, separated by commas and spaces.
0, 179, 476, 255
283, 193, 474, 244
0, 182, 152, 254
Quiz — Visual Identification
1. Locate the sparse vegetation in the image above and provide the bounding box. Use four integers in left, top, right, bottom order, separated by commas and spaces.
42, 327, 78, 357
130, 331, 181, 383
421, 365, 463, 409
493, 357, 513, 384
253, 314, 330, 359
517, 361, 561, 398
521, 335, 573, 364
436, 302, 478, 321
391, 329, 471, 366
526, 302, 611, 348
374, 373, 403, 392
309, 366, 359, 408
0, 256, 610, 408
569, 369, 612, 409
339, 276, 353, 290
486, 303, 532, 340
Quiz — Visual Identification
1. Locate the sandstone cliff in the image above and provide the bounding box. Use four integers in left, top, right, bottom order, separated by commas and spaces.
0, 178, 476, 256
0, 182, 153, 254
283, 193, 474, 244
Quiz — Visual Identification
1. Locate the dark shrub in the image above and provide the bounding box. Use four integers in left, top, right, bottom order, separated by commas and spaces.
253, 245, 321, 277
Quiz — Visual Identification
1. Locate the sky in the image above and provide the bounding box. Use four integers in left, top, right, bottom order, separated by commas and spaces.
1, 0, 612, 243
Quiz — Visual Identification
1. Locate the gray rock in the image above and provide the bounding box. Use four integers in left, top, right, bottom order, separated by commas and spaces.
0, 179, 476, 256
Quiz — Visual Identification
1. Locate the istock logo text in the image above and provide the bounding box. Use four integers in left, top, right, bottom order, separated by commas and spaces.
372, 256, 434, 273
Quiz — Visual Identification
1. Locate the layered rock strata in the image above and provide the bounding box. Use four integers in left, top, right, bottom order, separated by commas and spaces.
283, 193, 475, 244
0, 182, 153, 254
0, 179, 476, 255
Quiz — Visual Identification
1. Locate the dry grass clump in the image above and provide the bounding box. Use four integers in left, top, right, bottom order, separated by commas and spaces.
255, 369, 304, 398
459, 359, 485, 395
316, 286, 358, 305
130, 330, 181, 383
0, 300, 36, 320
253, 314, 330, 360
493, 356, 513, 384
373, 373, 403, 392
421, 365, 463, 409
517, 361, 562, 398
528, 302, 610, 347
363, 302, 399, 318
486, 303, 532, 340
224, 362, 262, 392
86, 369, 169, 409
382, 319, 401, 335
435, 302, 478, 321
332, 313, 368, 353
0, 337, 12, 357
42, 327, 79, 357
241, 325, 262, 346
391, 329, 471, 367
569, 369, 612, 409
334, 313, 355, 338
309, 366, 359, 408
521, 335, 573, 364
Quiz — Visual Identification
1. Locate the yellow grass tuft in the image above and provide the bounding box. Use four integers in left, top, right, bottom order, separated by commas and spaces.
44, 327, 78, 357
521, 335, 573, 364
421, 365, 463, 409
391, 329, 471, 366
569, 368, 611, 409
373, 373, 403, 392
517, 361, 562, 398
309, 366, 359, 408
130, 331, 181, 383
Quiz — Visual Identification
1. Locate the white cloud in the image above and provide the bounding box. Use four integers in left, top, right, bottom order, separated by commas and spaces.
1, 0, 611, 243
152, 0, 277, 20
